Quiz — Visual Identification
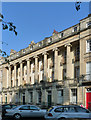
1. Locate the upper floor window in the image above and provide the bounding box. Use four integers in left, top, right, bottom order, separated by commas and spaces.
86, 21, 91, 28
48, 38, 52, 43
74, 46, 80, 61
86, 40, 91, 53
38, 91, 41, 104
62, 50, 67, 64
63, 69, 66, 80
72, 26, 77, 32
86, 62, 91, 81
74, 66, 80, 78
59, 32, 64, 38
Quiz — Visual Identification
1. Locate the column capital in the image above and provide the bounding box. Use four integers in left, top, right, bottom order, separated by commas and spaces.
64, 43, 72, 47
33, 55, 39, 59
13, 62, 17, 66
8, 64, 12, 68
53, 47, 59, 51
19, 60, 22, 64
42, 51, 49, 55
26, 58, 31, 61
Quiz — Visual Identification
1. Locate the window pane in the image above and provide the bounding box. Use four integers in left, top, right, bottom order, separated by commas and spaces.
68, 107, 76, 112
30, 106, 38, 110
19, 106, 30, 110
76, 107, 87, 113
63, 107, 69, 112
55, 107, 63, 112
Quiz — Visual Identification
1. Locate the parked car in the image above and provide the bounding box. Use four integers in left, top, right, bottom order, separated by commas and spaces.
44, 105, 91, 120
5, 104, 46, 119
2, 104, 17, 117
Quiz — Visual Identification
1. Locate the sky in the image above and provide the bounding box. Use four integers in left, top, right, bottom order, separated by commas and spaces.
1, 1, 90, 56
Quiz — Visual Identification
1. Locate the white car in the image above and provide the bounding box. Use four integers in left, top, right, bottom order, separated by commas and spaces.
5, 105, 46, 120
45, 105, 91, 120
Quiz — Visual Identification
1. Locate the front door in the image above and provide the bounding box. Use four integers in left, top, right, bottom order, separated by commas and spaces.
86, 88, 91, 111
48, 91, 51, 108
23, 93, 25, 105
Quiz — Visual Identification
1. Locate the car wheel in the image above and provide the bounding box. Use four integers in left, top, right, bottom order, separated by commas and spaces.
58, 117, 66, 120
13, 113, 21, 120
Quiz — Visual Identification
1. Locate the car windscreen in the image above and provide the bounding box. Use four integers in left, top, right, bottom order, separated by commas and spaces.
11, 105, 17, 108
12, 106, 19, 110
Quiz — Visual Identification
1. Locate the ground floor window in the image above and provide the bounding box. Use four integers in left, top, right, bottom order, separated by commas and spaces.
86, 62, 91, 81
5, 94, 7, 104
38, 91, 42, 104
30, 92, 33, 103
57, 90, 63, 104
48, 91, 52, 107
22, 93, 25, 104
10, 93, 12, 103
15, 93, 18, 103
70, 88, 77, 104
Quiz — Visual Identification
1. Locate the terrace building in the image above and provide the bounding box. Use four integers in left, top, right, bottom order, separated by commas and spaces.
0, 14, 91, 110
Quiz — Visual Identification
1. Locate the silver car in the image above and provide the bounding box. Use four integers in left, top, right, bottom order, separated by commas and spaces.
45, 105, 91, 120
5, 105, 46, 120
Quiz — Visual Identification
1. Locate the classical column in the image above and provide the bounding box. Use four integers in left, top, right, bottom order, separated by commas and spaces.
27, 58, 30, 84
8, 65, 11, 88
63, 43, 72, 105
53, 48, 58, 81
80, 39, 86, 76
34, 56, 38, 83
20, 60, 23, 86
14, 63, 17, 87
51, 48, 58, 105
66, 43, 72, 79
43, 52, 48, 81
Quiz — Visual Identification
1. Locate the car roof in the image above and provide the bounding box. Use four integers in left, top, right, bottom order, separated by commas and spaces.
17, 104, 39, 107
53, 105, 81, 108
14, 104, 40, 109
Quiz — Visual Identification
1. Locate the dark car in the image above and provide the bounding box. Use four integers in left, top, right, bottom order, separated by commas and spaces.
2, 104, 17, 117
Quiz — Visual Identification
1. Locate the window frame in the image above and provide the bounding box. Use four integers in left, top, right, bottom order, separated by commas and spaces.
86, 40, 91, 53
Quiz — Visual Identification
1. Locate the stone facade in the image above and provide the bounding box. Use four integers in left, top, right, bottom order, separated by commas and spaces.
0, 14, 91, 109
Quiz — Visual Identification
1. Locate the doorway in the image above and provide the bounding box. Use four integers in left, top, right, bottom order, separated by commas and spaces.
86, 88, 91, 111
48, 91, 51, 108
22, 93, 25, 105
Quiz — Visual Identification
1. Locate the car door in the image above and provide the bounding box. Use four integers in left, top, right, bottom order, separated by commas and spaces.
29, 106, 42, 117
54, 107, 64, 118
19, 105, 30, 117
75, 106, 90, 118
63, 107, 78, 118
